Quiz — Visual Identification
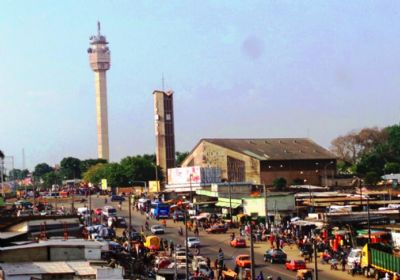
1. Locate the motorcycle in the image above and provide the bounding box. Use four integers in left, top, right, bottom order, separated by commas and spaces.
330, 259, 339, 270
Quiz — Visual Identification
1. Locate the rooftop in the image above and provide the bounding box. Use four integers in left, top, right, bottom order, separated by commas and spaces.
201, 138, 336, 161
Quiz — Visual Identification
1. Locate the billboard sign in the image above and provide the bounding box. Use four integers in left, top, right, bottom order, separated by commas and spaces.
167, 166, 221, 185
101, 179, 108, 190
149, 181, 160, 193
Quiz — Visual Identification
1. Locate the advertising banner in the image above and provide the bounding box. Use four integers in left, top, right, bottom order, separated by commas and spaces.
167, 166, 221, 185
101, 179, 108, 190
149, 181, 160, 193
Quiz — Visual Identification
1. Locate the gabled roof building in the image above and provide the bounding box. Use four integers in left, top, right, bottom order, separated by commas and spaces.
181, 138, 336, 186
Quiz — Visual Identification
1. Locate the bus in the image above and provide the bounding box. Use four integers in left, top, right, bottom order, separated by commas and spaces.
150, 201, 170, 219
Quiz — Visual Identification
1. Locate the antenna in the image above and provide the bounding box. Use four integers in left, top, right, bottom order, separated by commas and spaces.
97, 21, 101, 36
162, 73, 165, 91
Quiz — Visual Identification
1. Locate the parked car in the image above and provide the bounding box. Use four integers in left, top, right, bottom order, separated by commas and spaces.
111, 195, 125, 202
115, 216, 127, 228
14, 200, 33, 209
173, 211, 185, 221
264, 249, 287, 263
205, 224, 227, 234
285, 260, 306, 271
230, 238, 246, 248
94, 208, 102, 215
186, 237, 201, 248
130, 232, 142, 242
151, 225, 165, 234
235, 254, 251, 268
102, 206, 117, 218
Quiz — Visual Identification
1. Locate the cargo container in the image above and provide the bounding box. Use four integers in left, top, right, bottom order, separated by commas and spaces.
361, 243, 400, 279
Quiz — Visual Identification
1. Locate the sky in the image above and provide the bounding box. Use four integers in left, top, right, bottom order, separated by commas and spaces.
1, 1, 399, 170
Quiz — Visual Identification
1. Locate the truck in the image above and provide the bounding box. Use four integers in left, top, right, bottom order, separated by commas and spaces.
361, 243, 400, 279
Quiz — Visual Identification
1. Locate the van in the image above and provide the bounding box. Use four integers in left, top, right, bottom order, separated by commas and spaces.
102, 206, 117, 218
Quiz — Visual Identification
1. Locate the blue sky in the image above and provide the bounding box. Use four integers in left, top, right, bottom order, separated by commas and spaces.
1, 1, 399, 170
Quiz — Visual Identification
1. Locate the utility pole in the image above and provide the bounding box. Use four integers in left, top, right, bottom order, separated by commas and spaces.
367, 197, 371, 243
263, 184, 268, 226
184, 208, 189, 280
313, 232, 319, 280
250, 222, 255, 280
89, 189, 92, 226
228, 181, 233, 224
128, 193, 132, 242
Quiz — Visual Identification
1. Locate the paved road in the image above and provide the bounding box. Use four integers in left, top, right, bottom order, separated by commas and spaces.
69, 196, 365, 280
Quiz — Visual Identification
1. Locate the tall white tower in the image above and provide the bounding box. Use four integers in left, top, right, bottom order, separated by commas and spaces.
87, 22, 111, 161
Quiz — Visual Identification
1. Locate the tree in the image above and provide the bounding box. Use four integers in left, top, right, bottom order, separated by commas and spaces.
384, 162, 400, 174
42, 171, 62, 189
272, 177, 287, 191
364, 171, 380, 186
120, 156, 163, 183
0, 150, 4, 160
330, 127, 387, 164
9, 169, 27, 180
82, 163, 107, 185
33, 163, 53, 179
60, 157, 81, 179
102, 163, 128, 188
80, 159, 108, 174
176, 151, 189, 167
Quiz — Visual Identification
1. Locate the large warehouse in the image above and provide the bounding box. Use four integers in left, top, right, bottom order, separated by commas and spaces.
181, 138, 336, 186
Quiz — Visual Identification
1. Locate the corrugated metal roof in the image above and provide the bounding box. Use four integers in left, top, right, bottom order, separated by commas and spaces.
203, 138, 336, 160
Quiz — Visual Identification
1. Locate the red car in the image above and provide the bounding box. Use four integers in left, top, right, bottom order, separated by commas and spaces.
235, 255, 251, 268
285, 260, 306, 271
206, 225, 228, 234
94, 208, 102, 215
230, 238, 246, 248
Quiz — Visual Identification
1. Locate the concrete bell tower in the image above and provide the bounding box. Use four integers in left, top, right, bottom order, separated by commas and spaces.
87, 22, 111, 161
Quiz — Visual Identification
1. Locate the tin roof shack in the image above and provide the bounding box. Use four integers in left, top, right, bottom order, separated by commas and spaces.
242, 192, 296, 222
0, 261, 123, 280
0, 239, 104, 262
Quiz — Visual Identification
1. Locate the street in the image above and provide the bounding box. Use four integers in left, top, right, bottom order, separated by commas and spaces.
76, 196, 365, 280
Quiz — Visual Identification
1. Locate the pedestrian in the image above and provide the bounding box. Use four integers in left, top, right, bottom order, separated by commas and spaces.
341, 257, 346, 272
256, 271, 264, 280
209, 269, 214, 280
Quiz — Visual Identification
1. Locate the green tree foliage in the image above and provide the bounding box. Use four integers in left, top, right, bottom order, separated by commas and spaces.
272, 177, 287, 191
355, 124, 400, 177
82, 155, 163, 187
176, 151, 189, 167
330, 127, 387, 164
80, 159, 108, 174
9, 169, 29, 180
102, 163, 127, 187
364, 171, 380, 186
120, 156, 163, 183
33, 163, 53, 179
42, 171, 62, 189
82, 163, 107, 185
384, 162, 400, 174
60, 157, 81, 179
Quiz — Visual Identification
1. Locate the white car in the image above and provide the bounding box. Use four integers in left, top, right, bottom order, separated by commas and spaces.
151, 225, 165, 234
186, 237, 200, 248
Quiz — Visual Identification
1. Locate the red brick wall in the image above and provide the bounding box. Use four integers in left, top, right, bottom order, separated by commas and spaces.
260, 159, 336, 186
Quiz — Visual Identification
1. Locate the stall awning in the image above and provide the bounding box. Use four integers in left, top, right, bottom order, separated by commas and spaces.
215, 201, 241, 208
